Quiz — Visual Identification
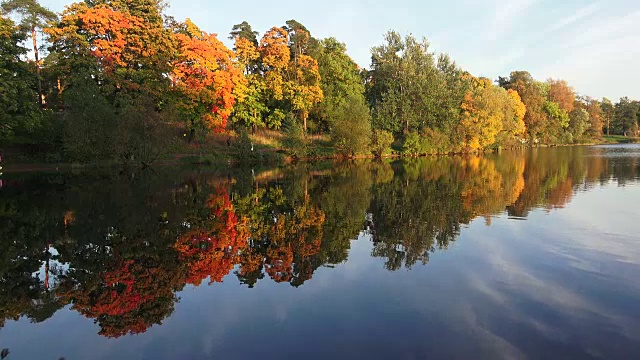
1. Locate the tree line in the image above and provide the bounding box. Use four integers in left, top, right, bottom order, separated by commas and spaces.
1, 0, 639, 163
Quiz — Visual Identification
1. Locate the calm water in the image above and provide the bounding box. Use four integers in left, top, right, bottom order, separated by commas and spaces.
1, 145, 640, 359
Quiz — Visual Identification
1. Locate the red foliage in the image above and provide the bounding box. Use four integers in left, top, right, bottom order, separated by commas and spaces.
175, 187, 249, 285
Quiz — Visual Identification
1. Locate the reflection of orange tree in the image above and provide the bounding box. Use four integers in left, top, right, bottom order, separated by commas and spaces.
61, 258, 182, 338
174, 187, 249, 285
264, 205, 325, 285
459, 157, 504, 216
458, 155, 526, 219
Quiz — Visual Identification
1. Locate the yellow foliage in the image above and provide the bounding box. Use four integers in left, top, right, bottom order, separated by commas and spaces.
460, 77, 504, 151
259, 27, 290, 70
506, 89, 527, 136
234, 37, 260, 71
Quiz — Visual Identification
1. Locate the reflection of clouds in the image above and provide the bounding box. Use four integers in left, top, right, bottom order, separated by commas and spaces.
459, 208, 640, 357
549, 185, 640, 267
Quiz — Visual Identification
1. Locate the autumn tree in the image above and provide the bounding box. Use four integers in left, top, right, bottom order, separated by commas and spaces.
496, 89, 527, 147
51, 1, 166, 100
576, 96, 603, 139
459, 77, 524, 151
259, 26, 290, 107
436, 54, 473, 138
46, 2, 177, 162
282, 19, 310, 61
459, 77, 502, 151
499, 71, 547, 142
286, 53, 323, 132
47, 1, 175, 98
278, 20, 323, 132
547, 79, 575, 113
172, 19, 245, 135
87, 0, 165, 24
257, 25, 319, 132
230, 23, 267, 130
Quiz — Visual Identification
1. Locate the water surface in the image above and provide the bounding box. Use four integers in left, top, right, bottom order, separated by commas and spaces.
1, 145, 639, 359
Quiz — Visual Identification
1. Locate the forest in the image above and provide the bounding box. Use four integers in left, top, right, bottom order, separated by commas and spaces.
1, 0, 640, 164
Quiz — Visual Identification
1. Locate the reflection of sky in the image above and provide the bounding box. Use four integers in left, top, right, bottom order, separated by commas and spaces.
34, 247, 70, 289
590, 144, 640, 159
3, 181, 640, 359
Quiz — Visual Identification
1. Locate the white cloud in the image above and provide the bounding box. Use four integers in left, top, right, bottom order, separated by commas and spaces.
542, 1, 601, 35
487, 0, 540, 41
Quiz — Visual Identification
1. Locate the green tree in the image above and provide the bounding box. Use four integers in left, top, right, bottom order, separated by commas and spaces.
569, 108, 590, 142
330, 94, 371, 156
436, 54, 471, 138
0, 14, 37, 143
368, 31, 441, 135
1, 0, 56, 108
232, 76, 268, 130
543, 101, 570, 130
613, 97, 640, 136
229, 21, 259, 46
309, 37, 365, 132
282, 19, 310, 60
370, 130, 394, 157
86, 0, 165, 24
231, 28, 267, 130
601, 97, 614, 136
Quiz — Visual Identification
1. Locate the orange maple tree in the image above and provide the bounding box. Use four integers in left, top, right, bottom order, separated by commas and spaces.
47, 3, 174, 92
259, 27, 290, 101
172, 19, 245, 132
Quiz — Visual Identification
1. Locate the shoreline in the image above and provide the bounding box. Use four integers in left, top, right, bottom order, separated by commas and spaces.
1, 139, 636, 174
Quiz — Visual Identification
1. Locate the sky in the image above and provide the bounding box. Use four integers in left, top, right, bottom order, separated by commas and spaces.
39, 0, 640, 100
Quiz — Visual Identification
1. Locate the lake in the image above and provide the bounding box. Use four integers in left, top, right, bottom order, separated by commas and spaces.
1, 145, 639, 359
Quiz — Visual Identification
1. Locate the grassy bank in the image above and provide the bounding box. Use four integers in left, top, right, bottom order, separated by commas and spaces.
602, 135, 640, 144
4, 131, 639, 172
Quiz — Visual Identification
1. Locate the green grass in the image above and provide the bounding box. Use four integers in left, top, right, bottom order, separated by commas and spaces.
306, 137, 335, 158
603, 135, 640, 144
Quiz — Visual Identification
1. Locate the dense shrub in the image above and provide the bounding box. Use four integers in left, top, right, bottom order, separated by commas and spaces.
371, 129, 394, 157
282, 120, 308, 159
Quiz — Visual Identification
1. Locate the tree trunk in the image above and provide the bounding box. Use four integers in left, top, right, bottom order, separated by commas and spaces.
32, 27, 43, 109
44, 246, 50, 291
303, 116, 307, 134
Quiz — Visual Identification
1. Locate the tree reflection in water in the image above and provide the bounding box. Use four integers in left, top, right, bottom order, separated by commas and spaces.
0, 146, 637, 337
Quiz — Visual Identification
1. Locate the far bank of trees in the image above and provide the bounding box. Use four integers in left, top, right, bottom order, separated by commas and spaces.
1, 0, 639, 163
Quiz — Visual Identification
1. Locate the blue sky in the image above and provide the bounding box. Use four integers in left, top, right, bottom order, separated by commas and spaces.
40, 0, 640, 100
